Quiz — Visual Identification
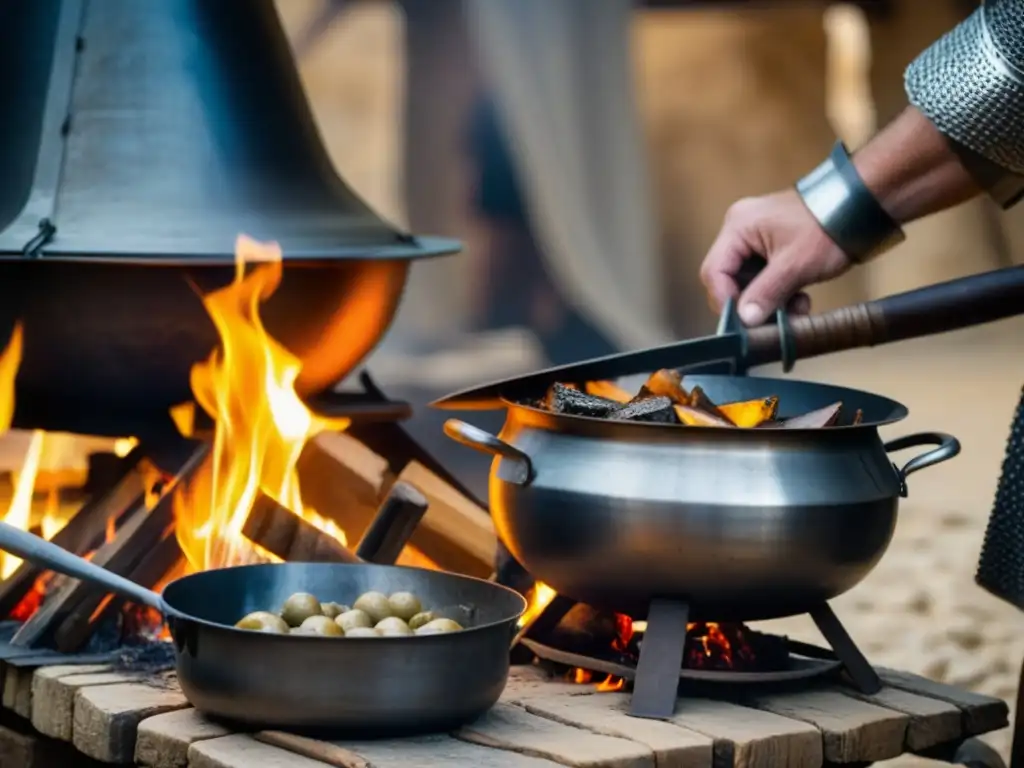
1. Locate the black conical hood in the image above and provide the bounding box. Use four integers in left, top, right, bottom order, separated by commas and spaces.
0, 0, 459, 263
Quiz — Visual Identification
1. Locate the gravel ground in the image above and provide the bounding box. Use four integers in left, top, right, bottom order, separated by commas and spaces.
753, 317, 1024, 765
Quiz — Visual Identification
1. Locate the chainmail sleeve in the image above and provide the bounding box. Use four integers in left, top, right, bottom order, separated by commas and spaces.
905, 0, 1024, 208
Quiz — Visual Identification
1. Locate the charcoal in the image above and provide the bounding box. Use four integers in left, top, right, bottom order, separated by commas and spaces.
548, 383, 621, 418
610, 396, 677, 423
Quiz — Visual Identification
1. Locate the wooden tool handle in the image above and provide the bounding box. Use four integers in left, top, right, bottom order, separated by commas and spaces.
746, 264, 1024, 364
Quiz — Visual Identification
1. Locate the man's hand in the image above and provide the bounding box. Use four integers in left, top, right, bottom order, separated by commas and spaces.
700, 107, 984, 327
699, 190, 851, 326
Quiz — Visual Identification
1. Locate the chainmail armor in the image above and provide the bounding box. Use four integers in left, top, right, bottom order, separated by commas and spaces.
905, 0, 1024, 177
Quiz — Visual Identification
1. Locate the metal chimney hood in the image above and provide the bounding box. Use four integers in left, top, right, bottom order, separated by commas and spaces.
0, 0, 458, 263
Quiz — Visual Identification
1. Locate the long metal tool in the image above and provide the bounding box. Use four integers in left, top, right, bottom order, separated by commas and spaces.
432, 261, 1024, 410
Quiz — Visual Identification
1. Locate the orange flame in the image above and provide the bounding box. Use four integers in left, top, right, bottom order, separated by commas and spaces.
172, 236, 350, 571
518, 581, 557, 629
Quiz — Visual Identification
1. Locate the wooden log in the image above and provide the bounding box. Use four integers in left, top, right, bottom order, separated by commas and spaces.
256, 731, 563, 768
54, 528, 183, 652
189, 734, 337, 768
353, 481, 428, 564
455, 702, 654, 767
876, 666, 1010, 735
398, 460, 497, 578
297, 431, 393, 530
72, 677, 189, 763
242, 493, 360, 564
135, 709, 229, 768
0, 451, 146, 617
747, 689, 909, 764
32, 668, 144, 741
13, 497, 168, 650
12, 443, 206, 651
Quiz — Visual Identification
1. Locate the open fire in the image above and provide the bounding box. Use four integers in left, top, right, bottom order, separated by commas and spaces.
170, 235, 351, 572
0, 235, 438, 647
521, 582, 789, 691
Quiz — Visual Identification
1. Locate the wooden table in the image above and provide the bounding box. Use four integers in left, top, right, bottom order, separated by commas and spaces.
0, 662, 1010, 768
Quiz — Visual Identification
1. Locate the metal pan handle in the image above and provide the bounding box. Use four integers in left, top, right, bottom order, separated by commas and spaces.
883, 432, 961, 497
443, 419, 534, 486
0, 521, 165, 612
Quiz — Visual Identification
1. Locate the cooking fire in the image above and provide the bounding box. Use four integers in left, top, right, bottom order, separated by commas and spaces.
0, 235, 435, 651
521, 582, 791, 692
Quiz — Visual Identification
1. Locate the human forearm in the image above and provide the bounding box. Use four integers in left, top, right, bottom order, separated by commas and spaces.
851, 106, 981, 225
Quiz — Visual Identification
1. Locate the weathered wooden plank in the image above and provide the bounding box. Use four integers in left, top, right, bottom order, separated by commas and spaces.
72, 678, 189, 763
838, 685, 962, 751
257, 731, 564, 768
136, 708, 230, 768
455, 701, 655, 768
876, 667, 1010, 735
189, 734, 337, 768
749, 689, 908, 764
665, 697, 822, 768
31, 668, 143, 741
515, 693, 713, 768
501, 666, 578, 700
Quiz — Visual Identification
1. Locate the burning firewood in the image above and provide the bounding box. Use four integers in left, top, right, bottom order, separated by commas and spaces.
608, 396, 677, 424
532, 369, 857, 428
545, 384, 621, 419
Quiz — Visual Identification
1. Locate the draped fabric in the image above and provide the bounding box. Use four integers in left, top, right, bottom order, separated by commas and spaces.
464, 0, 671, 349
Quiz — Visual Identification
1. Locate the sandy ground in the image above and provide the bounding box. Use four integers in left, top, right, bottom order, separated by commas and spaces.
750, 317, 1024, 764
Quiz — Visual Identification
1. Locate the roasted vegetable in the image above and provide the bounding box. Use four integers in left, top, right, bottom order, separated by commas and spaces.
718, 397, 779, 428
534, 369, 857, 429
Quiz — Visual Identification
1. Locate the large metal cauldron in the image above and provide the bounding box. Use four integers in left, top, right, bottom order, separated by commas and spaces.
444, 375, 960, 621
0, 0, 459, 437
0, 258, 417, 437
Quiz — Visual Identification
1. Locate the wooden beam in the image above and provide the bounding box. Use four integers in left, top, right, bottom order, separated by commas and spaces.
10, 444, 206, 652
242, 494, 359, 564
397, 461, 496, 578
0, 451, 145, 617
296, 432, 393, 531
52, 529, 183, 653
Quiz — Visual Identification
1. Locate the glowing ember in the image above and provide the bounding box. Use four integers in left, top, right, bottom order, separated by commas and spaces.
172, 236, 351, 571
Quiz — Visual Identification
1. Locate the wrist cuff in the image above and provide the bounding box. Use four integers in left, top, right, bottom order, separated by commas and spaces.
795, 141, 906, 264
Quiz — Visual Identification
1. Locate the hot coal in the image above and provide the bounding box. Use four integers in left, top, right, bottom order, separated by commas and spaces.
532, 605, 791, 674
546, 384, 621, 418
609, 396, 677, 424
545, 604, 622, 654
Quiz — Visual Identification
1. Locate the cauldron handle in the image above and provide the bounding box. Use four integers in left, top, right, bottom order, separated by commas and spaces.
883, 432, 961, 497
443, 420, 534, 486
